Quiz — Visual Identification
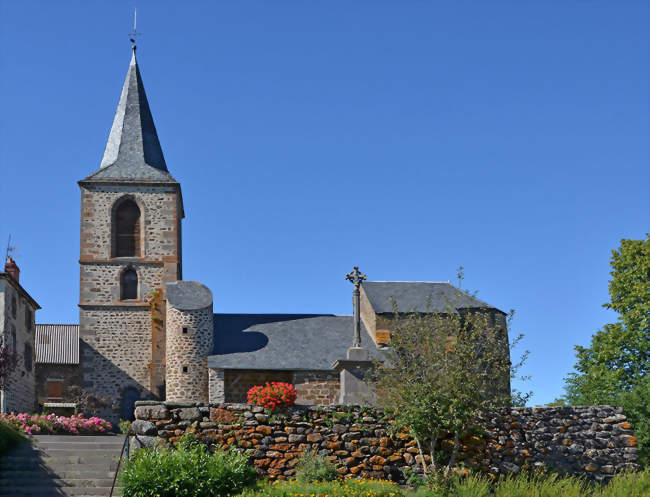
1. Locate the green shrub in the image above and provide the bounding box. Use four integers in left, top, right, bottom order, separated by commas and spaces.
294, 449, 339, 482
119, 434, 256, 497
0, 421, 26, 457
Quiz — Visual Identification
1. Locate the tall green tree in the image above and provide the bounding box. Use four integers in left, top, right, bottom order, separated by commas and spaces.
561, 235, 649, 464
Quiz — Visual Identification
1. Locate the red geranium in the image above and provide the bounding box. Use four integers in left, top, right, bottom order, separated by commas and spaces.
247, 382, 297, 411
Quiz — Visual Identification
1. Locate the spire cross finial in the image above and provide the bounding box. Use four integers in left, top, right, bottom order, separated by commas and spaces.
345, 266, 366, 288
346, 266, 367, 347
129, 8, 141, 51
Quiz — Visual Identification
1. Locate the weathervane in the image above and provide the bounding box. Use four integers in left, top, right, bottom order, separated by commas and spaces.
345, 266, 367, 348
129, 8, 141, 51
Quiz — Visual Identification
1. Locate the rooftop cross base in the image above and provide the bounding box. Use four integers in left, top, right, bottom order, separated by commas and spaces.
332, 346, 375, 406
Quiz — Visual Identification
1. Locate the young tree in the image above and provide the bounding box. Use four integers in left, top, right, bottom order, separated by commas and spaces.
560, 235, 649, 463
373, 296, 524, 477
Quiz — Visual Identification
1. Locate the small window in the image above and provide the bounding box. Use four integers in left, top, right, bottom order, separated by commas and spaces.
182, 366, 188, 373
25, 308, 33, 331
121, 268, 138, 300
181, 327, 188, 334
11, 295, 17, 319
46, 380, 63, 399
10, 327, 16, 357
24, 344, 32, 372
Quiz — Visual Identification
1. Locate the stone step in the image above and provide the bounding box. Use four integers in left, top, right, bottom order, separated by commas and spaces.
1, 435, 127, 496
0, 487, 121, 496
0, 474, 113, 488
0, 470, 116, 480
31, 435, 124, 442
8, 448, 123, 457
1, 455, 119, 466
22, 442, 125, 450
0, 461, 120, 471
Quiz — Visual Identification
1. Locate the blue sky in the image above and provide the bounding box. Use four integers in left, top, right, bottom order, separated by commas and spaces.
1, 1, 648, 406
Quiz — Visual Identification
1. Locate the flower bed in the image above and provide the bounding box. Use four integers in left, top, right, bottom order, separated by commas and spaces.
238, 479, 401, 497
1, 413, 112, 435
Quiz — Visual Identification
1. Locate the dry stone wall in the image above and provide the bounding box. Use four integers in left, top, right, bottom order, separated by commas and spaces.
132, 402, 640, 483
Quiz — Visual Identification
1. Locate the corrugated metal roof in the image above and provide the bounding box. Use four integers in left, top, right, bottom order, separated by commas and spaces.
35, 324, 79, 364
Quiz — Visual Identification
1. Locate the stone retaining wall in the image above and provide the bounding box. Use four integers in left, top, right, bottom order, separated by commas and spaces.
132, 402, 639, 483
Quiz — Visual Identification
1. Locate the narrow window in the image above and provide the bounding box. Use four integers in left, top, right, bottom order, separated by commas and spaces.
11, 295, 17, 319
114, 199, 141, 257
10, 327, 16, 357
121, 268, 138, 300
182, 327, 188, 334
182, 366, 188, 373
25, 308, 33, 330
24, 344, 32, 372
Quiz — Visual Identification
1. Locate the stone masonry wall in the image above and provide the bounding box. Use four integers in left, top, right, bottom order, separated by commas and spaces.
0, 278, 37, 413
132, 402, 640, 483
78, 182, 183, 421
35, 364, 83, 407
80, 308, 155, 411
166, 306, 213, 403
223, 371, 293, 403
215, 370, 339, 405
79, 185, 181, 264
293, 371, 339, 405
79, 262, 166, 304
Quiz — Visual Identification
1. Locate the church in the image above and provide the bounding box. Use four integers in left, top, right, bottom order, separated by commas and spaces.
2, 47, 508, 421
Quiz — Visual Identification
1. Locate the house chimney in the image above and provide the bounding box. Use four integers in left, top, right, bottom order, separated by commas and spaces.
4, 257, 19, 283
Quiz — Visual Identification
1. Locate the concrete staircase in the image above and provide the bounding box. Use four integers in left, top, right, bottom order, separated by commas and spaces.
0, 435, 125, 497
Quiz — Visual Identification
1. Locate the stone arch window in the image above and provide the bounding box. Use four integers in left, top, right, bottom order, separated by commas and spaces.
112, 198, 141, 257
121, 267, 138, 300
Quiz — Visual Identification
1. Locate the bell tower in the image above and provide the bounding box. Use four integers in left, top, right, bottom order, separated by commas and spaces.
78, 47, 183, 413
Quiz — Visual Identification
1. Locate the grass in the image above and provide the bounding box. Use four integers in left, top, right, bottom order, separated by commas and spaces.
237, 468, 649, 497
238, 479, 401, 497
0, 420, 27, 457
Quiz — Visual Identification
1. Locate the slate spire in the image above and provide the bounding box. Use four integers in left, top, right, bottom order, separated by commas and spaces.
90, 48, 173, 181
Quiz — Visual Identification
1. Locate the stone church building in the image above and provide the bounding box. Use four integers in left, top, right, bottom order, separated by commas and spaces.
2, 48, 508, 421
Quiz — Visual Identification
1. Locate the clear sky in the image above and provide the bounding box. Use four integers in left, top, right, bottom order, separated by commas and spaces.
1, 1, 648, 406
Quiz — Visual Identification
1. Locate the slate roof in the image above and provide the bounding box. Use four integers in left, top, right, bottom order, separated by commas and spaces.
35, 324, 79, 365
208, 314, 385, 370
362, 281, 503, 314
167, 281, 213, 310
83, 50, 176, 183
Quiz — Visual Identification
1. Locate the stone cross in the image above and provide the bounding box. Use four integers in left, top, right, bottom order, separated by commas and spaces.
345, 266, 366, 347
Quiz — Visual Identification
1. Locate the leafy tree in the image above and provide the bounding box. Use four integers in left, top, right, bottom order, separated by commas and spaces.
373, 289, 528, 478
560, 235, 649, 464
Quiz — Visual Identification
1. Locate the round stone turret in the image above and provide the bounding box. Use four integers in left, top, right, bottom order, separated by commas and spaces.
165, 281, 214, 403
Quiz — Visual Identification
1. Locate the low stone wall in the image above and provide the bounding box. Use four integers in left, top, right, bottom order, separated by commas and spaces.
132, 402, 639, 483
